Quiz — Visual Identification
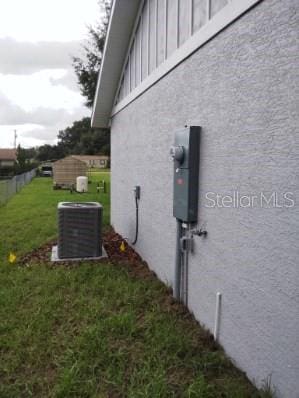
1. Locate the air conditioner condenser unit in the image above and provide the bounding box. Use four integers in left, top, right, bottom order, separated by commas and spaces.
57, 202, 102, 259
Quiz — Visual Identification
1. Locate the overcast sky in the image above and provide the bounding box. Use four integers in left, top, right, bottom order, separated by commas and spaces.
0, 0, 102, 148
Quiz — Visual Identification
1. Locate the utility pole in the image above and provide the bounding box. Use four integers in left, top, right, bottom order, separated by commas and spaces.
14, 129, 17, 149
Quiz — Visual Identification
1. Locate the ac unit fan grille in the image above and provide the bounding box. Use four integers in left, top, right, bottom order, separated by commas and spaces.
58, 202, 102, 259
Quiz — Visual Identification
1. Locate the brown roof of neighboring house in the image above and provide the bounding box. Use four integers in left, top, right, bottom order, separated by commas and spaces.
72, 155, 109, 160
0, 148, 17, 161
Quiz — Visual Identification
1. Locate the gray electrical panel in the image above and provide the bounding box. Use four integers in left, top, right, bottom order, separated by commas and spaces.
171, 126, 200, 222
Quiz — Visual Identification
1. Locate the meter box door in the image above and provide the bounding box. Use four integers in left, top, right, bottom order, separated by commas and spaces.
172, 126, 201, 222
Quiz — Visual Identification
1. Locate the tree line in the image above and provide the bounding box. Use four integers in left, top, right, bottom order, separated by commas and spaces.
34, 117, 110, 162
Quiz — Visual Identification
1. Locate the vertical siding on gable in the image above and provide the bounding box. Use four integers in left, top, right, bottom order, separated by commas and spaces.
157, 0, 166, 66
193, 0, 207, 32
211, 0, 228, 18
141, 2, 149, 81
179, 0, 191, 46
115, 0, 236, 105
124, 62, 130, 96
149, 0, 157, 73
167, 0, 178, 58
130, 41, 136, 91
136, 22, 142, 86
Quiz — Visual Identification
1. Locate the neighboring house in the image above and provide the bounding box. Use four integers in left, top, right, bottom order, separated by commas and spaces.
91, 1, 298, 397
0, 148, 17, 167
52, 156, 87, 188
71, 155, 109, 168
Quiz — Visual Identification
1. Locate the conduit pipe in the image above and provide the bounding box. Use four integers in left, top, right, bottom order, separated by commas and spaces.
175, 221, 193, 305
180, 223, 191, 306
174, 219, 183, 300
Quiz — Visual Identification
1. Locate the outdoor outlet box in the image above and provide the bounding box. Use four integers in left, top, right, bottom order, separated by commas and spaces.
171, 126, 200, 222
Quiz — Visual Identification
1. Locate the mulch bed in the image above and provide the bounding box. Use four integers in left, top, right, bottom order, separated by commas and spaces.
103, 228, 144, 266
19, 228, 156, 281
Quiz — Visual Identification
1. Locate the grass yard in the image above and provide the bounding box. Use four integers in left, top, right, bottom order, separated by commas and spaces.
0, 174, 271, 397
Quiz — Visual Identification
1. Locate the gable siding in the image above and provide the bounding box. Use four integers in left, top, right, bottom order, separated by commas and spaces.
179, 0, 191, 46
149, 0, 157, 73
167, 0, 179, 57
193, 0, 207, 31
157, 0, 166, 65
114, 0, 240, 106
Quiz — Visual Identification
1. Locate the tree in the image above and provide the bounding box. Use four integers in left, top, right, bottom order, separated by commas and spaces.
57, 117, 109, 156
16, 145, 28, 169
36, 144, 65, 162
14, 145, 38, 174
73, 1, 111, 107
60, 2, 111, 158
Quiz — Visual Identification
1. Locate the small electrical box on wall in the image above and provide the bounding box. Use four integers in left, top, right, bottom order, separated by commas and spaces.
170, 126, 201, 222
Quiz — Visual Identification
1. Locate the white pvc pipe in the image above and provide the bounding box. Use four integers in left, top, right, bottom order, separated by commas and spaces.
213, 292, 222, 341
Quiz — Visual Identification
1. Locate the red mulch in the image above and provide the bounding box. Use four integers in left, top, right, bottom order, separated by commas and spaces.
103, 228, 143, 265
19, 228, 156, 280
20, 241, 56, 266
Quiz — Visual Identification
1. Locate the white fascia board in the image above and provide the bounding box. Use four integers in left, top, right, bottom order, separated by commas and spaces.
111, 0, 262, 118
91, 0, 140, 128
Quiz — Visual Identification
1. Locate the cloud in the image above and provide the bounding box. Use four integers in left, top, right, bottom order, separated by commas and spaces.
0, 91, 66, 125
0, 92, 89, 126
0, 70, 84, 111
21, 126, 59, 144
0, 37, 83, 75
0, 124, 58, 148
0, 91, 90, 144
0, 0, 101, 42
50, 70, 79, 92
0, 33, 91, 148
0, 91, 24, 125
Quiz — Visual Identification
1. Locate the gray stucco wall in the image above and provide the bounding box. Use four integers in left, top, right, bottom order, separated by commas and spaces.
110, 1, 299, 396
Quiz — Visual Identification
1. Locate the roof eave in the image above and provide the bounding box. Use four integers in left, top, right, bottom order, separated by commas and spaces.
91, 0, 140, 128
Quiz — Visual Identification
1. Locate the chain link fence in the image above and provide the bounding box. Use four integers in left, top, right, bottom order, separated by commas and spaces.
0, 169, 36, 206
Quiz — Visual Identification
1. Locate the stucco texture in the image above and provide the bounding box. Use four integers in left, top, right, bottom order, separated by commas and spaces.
110, 0, 299, 396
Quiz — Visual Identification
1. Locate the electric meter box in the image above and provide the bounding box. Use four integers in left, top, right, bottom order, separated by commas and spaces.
172, 126, 200, 222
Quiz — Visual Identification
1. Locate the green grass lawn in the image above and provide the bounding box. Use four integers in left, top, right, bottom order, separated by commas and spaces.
0, 174, 110, 261
0, 175, 271, 397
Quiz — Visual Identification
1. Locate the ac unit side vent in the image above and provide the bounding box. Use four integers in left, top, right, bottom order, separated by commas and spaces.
58, 202, 102, 259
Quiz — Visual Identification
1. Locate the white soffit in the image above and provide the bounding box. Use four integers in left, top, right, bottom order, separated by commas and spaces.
91, 0, 140, 128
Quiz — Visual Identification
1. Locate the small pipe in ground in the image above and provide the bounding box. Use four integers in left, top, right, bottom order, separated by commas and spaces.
214, 292, 222, 341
